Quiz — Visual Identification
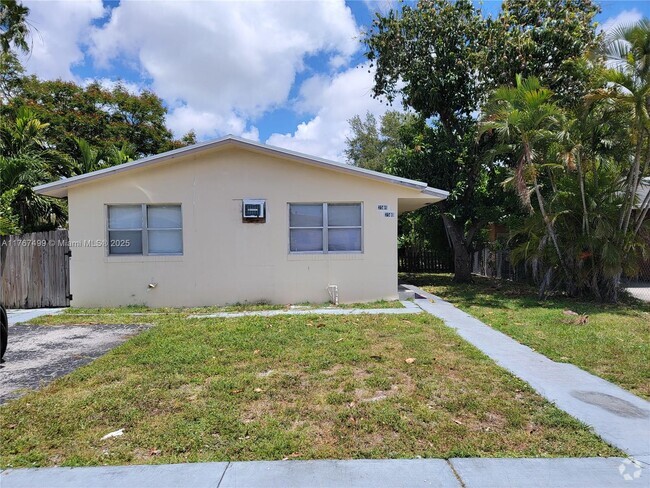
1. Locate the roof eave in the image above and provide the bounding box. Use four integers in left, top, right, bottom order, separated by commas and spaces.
33, 135, 448, 199
421, 187, 449, 200
34, 137, 235, 197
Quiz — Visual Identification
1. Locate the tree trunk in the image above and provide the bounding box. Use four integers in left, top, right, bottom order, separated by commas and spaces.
538, 267, 553, 300
441, 214, 474, 283
452, 244, 473, 282
532, 176, 572, 288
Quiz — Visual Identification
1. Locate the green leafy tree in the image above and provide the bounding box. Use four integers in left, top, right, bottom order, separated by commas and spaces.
0, 51, 23, 104
74, 138, 135, 175
597, 18, 650, 235
345, 111, 458, 257
0, 108, 73, 232
486, 0, 599, 106
480, 76, 571, 289
2, 78, 189, 159
345, 113, 383, 170
0, 187, 20, 234
384, 115, 512, 261
363, 0, 600, 282
482, 71, 649, 301
365, 0, 493, 281
345, 111, 415, 172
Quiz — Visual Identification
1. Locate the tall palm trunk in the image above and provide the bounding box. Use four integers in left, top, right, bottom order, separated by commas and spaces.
532, 174, 573, 291
620, 124, 645, 234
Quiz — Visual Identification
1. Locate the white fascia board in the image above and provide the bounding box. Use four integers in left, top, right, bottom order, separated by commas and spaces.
33, 135, 447, 199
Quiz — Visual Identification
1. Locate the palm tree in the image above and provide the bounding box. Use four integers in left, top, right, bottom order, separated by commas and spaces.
0, 108, 73, 232
479, 75, 571, 284
0, 0, 30, 54
74, 137, 102, 174
596, 18, 650, 235
74, 138, 135, 175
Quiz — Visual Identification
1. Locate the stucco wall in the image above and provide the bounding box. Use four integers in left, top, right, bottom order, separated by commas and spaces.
67, 147, 427, 307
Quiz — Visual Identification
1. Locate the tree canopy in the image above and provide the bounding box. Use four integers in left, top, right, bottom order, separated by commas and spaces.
345, 111, 415, 172
362, 0, 601, 282
0, 1, 196, 234
1, 78, 187, 161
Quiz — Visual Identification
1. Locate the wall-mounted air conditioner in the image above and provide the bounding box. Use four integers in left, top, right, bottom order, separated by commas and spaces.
242, 199, 266, 221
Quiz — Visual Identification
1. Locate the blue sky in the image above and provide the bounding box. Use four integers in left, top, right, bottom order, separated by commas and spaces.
20, 0, 650, 161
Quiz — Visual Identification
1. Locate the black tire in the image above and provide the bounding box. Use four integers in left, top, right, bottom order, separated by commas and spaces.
0, 305, 7, 362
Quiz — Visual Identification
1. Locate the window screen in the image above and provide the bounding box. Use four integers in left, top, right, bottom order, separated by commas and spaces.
289, 203, 362, 253
107, 205, 143, 255
289, 204, 324, 252
107, 204, 182, 255
147, 206, 183, 254
327, 204, 362, 252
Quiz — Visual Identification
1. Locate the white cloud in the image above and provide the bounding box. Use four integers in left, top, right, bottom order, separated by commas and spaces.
266, 64, 397, 161
20, 0, 105, 80
241, 126, 260, 142
17, 1, 389, 155
88, 0, 360, 138
599, 9, 642, 33
363, 0, 399, 15
166, 104, 245, 140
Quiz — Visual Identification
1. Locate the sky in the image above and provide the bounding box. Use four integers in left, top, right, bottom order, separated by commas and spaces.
18, 0, 650, 162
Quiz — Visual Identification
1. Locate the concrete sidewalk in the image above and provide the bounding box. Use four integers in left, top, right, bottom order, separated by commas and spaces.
7, 308, 64, 326
402, 285, 650, 466
2, 295, 649, 486
187, 300, 422, 319
1, 457, 644, 488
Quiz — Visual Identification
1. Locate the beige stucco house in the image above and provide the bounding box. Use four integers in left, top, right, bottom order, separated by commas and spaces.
34, 136, 447, 307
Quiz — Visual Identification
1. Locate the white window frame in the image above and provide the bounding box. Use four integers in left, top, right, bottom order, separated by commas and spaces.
288, 202, 363, 254
106, 204, 183, 256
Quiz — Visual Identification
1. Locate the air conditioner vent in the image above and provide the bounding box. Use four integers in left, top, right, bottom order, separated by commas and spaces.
242, 199, 266, 221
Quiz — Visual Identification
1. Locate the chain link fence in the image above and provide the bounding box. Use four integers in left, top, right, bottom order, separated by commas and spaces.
472, 248, 650, 303
623, 258, 650, 303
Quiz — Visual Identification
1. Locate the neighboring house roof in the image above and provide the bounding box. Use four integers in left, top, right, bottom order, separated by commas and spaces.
33, 135, 449, 200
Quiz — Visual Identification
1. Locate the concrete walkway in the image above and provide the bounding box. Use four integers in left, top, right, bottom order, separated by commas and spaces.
6, 308, 64, 326
187, 300, 421, 319
1, 457, 643, 488
402, 285, 650, 466
2, 296, 649, 486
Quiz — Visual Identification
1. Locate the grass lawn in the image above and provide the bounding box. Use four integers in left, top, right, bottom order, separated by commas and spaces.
50, 299, 404, 318
0, 311, 620, 468
402, 273, 650, 400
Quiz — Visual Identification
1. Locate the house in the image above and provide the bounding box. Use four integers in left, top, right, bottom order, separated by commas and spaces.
34, 136, 448, 307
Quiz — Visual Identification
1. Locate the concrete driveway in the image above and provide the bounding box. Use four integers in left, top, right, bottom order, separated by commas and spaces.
0, 323, 150, 404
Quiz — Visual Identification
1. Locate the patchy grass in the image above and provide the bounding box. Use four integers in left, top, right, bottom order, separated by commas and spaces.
1, 312, 619, 468
49, 300, 404, 318
402, 273, 650, 400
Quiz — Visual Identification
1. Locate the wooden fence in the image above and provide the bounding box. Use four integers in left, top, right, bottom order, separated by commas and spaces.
398, 247, 454, 273
0, 230, 70, 308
